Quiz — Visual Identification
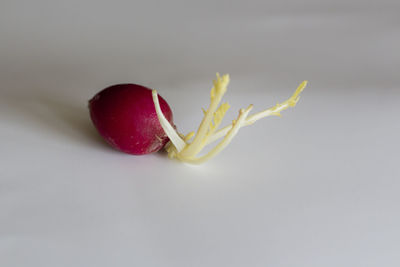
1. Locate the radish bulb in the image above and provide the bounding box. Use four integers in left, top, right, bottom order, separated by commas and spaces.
89, 74, 307, 163
89, 83, 173, 155
152, 74, 307, 164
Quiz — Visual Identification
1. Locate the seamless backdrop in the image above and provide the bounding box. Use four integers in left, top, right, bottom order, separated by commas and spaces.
1, 0, 399, 266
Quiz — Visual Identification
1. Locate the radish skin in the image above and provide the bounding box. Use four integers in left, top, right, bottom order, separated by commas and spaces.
89, 83, 174, 155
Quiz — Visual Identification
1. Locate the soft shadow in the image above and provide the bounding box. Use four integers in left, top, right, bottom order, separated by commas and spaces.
38, 95, 113, 151
2, 91, 115, 152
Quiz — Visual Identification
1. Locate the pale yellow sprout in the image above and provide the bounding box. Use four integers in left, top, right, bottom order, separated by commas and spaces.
206, 80, 307, 144
152, 74, 307, 164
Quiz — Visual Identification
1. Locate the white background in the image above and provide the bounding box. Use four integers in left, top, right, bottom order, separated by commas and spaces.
1, 0, 399, 266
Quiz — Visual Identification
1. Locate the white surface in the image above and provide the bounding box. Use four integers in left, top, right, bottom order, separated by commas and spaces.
1, 0, 400, 266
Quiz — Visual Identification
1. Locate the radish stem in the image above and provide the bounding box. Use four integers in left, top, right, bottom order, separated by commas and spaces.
152, 90, 186, 152
152, 74, 307, 164
206, 80, 307, 144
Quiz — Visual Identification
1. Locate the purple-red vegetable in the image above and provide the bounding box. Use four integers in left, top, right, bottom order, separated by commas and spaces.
89, 83, 173, 155
89, 74, 306, 163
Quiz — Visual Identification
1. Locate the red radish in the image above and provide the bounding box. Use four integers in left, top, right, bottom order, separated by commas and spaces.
89, 83, 173, 155
89, 74, 306, 164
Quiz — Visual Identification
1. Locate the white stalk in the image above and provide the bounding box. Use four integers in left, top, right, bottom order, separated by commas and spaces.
152, 90, 186, 152
179, 73, 230, 158
178, 104, 253, 164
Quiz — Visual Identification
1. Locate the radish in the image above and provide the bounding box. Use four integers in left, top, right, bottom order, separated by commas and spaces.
89, 74, 307, 163
89, 83, 173, 155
